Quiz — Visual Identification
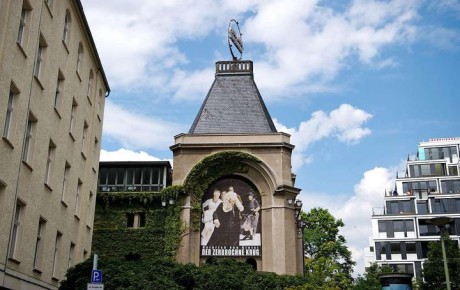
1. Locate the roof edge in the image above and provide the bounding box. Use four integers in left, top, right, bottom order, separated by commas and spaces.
75, 0, 110, 94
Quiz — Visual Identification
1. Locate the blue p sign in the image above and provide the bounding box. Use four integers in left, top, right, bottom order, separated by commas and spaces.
91, 269, 103, 283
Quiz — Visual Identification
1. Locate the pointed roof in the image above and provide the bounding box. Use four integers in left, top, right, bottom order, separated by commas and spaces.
189, 61, 277, 134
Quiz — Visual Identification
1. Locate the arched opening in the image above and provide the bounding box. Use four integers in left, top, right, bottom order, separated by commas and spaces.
245, 258, 257, 270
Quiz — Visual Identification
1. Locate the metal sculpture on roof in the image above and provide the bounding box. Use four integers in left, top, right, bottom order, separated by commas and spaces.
228, 19, 243, 61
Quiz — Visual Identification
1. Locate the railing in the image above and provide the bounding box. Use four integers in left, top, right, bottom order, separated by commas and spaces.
216, 60, 253, 74
372, 207, 385, 216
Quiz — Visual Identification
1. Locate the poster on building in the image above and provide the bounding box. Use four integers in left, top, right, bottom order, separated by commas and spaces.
200, 177, 261, 257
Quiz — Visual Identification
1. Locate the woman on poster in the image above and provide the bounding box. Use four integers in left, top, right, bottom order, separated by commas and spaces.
207, 189, 244, 247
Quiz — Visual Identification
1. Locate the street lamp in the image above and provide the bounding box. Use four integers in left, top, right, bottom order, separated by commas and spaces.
428, 216, 454, 290
288, 198, 306, 276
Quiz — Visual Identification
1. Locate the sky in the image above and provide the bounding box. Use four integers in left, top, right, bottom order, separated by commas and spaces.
80, 0, 460, 275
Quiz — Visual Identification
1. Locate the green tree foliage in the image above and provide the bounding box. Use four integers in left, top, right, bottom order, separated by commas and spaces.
422, 232, 460, 290
353, 262, 394, 290
301, 208, 355, 289
59, 257, 306, 290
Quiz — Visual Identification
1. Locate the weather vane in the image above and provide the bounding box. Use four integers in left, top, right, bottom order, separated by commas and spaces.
228, 19, 243, 61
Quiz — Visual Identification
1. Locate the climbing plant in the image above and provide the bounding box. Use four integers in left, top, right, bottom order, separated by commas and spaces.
92, 185, 186, 260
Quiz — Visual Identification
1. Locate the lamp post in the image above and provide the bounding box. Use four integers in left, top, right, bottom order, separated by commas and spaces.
428, 216, 453, 290
288, 198, 306, 276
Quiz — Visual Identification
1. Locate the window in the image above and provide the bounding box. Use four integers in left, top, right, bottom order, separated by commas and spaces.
386, 200, 415, 214
93, 137, 99, 156
449, 166, 459, 176
97, 89, 102, 120
76, 43, 83, 75
17, 1, 31, 46
33, 218, 46, 270
441, 180, 460, 194
87, 70, 94, 99
3, 84, 19, 141
34, 35, 47, 80
86, 191, 93, 227
22, 112, 37, 164
69, 99, 77, 137
390, 242, 401, 254
44, 140, 56, 186
68, 243, 75, 268
417, 201, 429, 214
54, 70, 64, 110
419, 219, 440, 236
52, 232, 62, 278
9, 200, 25, 260
62, 10, 71, 45
126, 213, 146, 228
378, 221, 386, 232
81, 121, 88, 155
424, 146, 458, 162
409, 164, 447, 177
403, 181, 437, 195
75, 179, 82, 216
62, 162, 70, 203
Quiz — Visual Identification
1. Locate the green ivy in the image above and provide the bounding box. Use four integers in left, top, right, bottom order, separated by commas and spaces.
182, 151, 260, 230
93, 186, 186, 260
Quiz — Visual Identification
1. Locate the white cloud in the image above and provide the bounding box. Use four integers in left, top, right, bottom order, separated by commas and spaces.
275, 104, 372, 170
81, 0, 421, 100
102, 101, 186, 150
302, 166, 395, 276
100, 148, 169, 162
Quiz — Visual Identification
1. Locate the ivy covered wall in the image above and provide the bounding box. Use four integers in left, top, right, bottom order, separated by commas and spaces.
92, 186, 185, 260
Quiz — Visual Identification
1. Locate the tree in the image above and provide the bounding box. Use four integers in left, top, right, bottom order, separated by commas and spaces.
301, 207, 356, 289
353, 262, 393, 290
422, 232, 460, 290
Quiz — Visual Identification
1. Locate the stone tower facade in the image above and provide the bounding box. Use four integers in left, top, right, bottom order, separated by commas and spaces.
171, 60, 303, 275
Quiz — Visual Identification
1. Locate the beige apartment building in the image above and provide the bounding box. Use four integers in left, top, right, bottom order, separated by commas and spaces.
0, 0, 109, 289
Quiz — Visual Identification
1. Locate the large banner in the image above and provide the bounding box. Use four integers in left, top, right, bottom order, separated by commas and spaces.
200, 177, 261, 257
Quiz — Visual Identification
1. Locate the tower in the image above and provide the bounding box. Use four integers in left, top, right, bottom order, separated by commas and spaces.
171, 60, 303, 274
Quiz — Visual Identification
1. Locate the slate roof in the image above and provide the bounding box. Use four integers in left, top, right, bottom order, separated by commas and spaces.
189, 61, 277, 134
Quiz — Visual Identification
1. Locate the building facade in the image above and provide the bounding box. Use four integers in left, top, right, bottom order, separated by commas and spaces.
92, 161, 173, 260
367, 137, 460, 279
172, 60, 303, 275
0, 1, 109, 289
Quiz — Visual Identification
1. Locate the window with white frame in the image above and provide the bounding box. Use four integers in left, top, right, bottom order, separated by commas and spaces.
17, 1, 31, 47
87, 70, 94, 99
33, 218, 46, 270
44, 140, 56, 186
86, 191, 94, 227
81, 121, 88, 155
69, 99, 77, 137
52, 231, 62, 278
34, 35, 47, 80
75, 179, 82, 216
9, 200, 25, 259
76, 43, 83, 75
62, 10, 71, 45
68, 242, 75, 268
54, 70, 64, 110
97, 89, 102, 120
3, 83, 19, 141
22, 112, 37, 164
62, 162, 70, 203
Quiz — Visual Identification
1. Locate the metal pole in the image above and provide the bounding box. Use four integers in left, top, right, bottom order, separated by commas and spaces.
93, 254, 98, 270
440, 233, 451, 290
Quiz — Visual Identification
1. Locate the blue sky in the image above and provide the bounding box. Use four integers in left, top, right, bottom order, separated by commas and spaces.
81, 0, 460, 274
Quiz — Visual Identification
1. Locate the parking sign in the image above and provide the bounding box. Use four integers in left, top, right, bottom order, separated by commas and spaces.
91, 269, 103, 283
